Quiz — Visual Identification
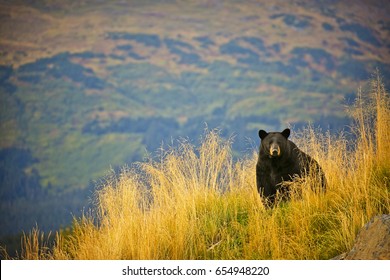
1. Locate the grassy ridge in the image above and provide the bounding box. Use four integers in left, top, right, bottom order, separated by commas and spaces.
10, 76, 390, 260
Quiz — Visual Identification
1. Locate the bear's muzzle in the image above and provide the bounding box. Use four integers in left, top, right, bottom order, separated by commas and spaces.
269, 143, 281, 157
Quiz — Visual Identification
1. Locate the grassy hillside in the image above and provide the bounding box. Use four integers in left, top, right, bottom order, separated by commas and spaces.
6, 75, 388, 260
0, 0, 389, 237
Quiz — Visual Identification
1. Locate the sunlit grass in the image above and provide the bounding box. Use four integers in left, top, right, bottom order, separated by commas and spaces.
8, 75, 390, 260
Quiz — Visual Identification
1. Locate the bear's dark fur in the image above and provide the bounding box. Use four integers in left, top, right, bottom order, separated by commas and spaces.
256, 128, 326, 207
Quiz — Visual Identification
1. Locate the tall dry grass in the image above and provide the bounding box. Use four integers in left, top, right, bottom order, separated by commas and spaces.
14, 75, 390, 260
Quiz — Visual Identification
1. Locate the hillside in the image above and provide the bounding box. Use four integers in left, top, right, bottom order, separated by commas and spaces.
0, 0, 389, 237
6, 75, 389, 260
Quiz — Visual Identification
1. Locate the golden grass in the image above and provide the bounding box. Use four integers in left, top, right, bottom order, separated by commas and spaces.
10, 75, 390, 260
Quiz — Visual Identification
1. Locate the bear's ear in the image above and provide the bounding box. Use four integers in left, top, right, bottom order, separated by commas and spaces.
259, 130, 268, 140
281, 128, 290, 139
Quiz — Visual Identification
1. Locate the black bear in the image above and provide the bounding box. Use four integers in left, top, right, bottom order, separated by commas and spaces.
256, 128, 326, 207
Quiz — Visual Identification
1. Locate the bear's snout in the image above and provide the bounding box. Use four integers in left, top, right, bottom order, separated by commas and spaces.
269, 143, 281, 157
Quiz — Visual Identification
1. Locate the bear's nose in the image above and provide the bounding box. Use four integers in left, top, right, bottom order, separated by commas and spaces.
270, 144, 280, 157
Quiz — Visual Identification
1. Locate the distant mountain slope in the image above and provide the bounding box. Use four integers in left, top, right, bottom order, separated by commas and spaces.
0, 0, 389, 235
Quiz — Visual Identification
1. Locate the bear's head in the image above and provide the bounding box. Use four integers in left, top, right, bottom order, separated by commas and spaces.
258, 128, 290, 158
